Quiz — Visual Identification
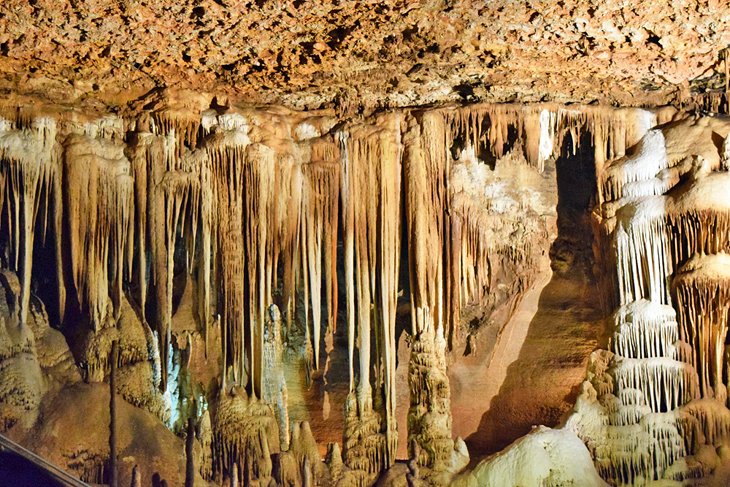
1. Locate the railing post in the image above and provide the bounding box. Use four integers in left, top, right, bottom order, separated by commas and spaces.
185, 417, 195, 487
109, 340, 118, 487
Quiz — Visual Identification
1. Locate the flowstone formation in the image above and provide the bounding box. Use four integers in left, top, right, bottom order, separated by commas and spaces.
567, 114, 730, 485
2, 85, 730, 486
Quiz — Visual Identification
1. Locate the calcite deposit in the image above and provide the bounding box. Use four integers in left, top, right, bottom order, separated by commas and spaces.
2, 1, 730, 486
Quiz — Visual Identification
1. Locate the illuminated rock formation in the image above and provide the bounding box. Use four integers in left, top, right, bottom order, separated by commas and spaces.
3, 90, 730, 486
567, 114, 730, 485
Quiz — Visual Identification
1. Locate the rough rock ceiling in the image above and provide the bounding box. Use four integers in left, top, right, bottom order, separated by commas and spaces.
0, 0, 728, 112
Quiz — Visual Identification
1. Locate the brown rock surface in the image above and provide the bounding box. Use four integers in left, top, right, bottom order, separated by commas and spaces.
13, 383, 211, 486
0, 0, 728, 111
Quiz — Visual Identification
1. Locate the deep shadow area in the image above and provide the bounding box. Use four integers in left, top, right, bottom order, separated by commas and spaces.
0, 450, 65, 487
464, 134, 607, 460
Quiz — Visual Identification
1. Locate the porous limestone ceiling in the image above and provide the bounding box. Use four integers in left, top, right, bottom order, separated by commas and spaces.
0, 0, 728, 112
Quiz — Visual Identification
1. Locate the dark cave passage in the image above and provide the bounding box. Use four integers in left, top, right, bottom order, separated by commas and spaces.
461, 130, 606, 460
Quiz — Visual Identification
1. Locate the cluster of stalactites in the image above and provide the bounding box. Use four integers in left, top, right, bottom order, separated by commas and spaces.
129, 130, 202, 387
438, 103, 667, 179
301, 137, 340, 373
339, 113, 402, 471
672, 253, 730, 404
64, 133, 134, 329
202, 115, 343, 402
610, 300, 680, 361
597, 118, 730, 312
149, 109, 202, 158
614, 217, 673, 306
0, 117, 60, 326
599, 129, 671, 204
442, 104, 559, 173
416, 104, 669, 341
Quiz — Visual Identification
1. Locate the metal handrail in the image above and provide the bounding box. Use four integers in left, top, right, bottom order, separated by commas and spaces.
0, 433, 91, 487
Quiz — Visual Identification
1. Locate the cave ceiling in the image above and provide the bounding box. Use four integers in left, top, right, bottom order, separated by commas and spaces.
0, 0, 728, 113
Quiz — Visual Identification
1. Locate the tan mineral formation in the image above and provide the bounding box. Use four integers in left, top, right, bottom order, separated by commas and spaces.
1, 2, 730, 487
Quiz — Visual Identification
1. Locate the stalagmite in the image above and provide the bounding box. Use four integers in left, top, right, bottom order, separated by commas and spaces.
278, 421, 323, 486
129, 466, 142, 487
262, 304, 290, 450
212, 387, 278, 484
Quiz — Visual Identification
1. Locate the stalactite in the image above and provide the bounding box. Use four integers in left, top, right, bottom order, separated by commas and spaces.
339, 130, 356, 393
151, 109, 202, 159
64, 133, 133, 329
129, 133, 156, 319
199, 152, 214, 357
673, 253, 730, 403
340, 113, 402, 475
0, 117, 59, 326
301, 143, 339, 371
